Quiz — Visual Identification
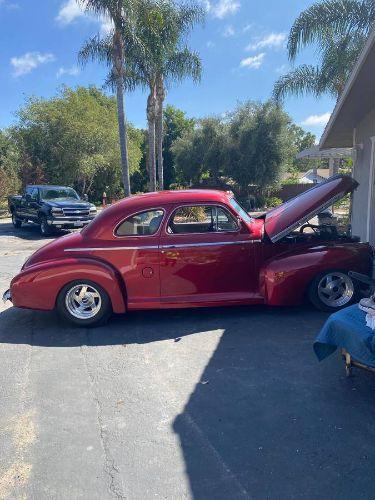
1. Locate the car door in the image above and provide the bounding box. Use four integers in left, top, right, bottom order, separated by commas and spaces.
28, 187, 40, 221
19, 186, 33, 219
111, 208, 164, 309
159, 203, 256, 304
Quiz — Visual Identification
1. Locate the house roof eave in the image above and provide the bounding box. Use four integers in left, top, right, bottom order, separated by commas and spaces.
320, 28, 375, 149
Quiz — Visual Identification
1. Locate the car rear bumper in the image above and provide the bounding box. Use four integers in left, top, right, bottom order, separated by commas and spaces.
2, 289, 11, 304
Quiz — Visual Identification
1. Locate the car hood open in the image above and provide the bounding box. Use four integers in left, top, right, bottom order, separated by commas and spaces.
264, 175, 358, 243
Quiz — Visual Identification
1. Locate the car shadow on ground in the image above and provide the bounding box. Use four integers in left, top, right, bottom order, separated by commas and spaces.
0, 303, 325, 348
2, 304, 375, 498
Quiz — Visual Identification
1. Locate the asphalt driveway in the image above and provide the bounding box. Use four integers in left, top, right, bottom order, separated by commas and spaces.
1, 219, 375, 500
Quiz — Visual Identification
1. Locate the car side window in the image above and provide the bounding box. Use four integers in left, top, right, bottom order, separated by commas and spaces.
167, 205, 238, 234
116, 209, 164, 236
30, 188, 38, 201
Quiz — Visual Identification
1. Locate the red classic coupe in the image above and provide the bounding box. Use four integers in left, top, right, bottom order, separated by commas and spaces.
3, 175, 373, 326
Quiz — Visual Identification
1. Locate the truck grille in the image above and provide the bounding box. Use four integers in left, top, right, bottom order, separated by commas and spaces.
62, 208, 90, 217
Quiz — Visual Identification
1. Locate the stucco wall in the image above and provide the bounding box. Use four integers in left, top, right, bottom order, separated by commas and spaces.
352, 107, 375, 243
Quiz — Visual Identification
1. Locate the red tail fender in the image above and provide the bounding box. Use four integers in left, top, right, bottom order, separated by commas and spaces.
260, 244, 372, 306
10, 257, 126, 313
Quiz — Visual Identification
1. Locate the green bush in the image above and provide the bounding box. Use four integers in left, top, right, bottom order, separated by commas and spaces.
264, 196, 282, 208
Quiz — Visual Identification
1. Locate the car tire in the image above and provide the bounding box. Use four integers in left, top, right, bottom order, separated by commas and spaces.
12, 213, 23, 228
56, 280, 112, 327
308, 269, 359, 312
40, 215, 52, 237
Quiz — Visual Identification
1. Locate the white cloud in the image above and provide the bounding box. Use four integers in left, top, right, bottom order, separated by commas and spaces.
206, 40, 215, 48
56, 0, 113, 34
210, 0, 240, 19
99, 16, 113, 35
301, 112, 332, 127
11, 52, 55, 77
240, 53, 265, 69
275, 64, 289, 74
56, 65, 80, 78
56, 0, 83, 25
223, 25, 235, 37
0, 0, 19, 9
247, 32, 286, 51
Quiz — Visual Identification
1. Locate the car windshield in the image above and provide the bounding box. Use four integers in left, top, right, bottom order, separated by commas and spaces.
40, 187, 80, 201
229, 197, 253, 224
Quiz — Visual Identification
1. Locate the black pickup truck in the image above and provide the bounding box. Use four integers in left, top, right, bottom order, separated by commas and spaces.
8, 185, 97, 236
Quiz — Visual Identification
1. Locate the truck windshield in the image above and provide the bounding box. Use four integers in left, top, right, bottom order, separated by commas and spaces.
229, 198, 253, 224
40, 187, 80, 201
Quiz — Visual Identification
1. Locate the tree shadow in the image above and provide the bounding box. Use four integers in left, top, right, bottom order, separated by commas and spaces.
172, 307, 375, 499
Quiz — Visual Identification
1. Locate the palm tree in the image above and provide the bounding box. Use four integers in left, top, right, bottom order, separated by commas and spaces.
273, 0, 375, 101
124, 0, 203, 191
78, 0, 134, 196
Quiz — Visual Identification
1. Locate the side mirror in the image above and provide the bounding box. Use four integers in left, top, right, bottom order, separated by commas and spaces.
25, 194, 31, 202
83, 193, 88, 201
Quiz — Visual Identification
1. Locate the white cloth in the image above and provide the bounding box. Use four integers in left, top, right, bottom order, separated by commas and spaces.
366, 312, 375, 330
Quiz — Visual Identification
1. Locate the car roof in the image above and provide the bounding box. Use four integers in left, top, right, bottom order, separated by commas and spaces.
84, 189, 233, 239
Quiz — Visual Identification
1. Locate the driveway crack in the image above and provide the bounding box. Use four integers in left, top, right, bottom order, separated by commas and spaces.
80, 337, 126, 500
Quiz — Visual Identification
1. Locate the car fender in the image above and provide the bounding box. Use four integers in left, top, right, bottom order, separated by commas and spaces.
10, 257, 127, 313
260, 244, 372, 306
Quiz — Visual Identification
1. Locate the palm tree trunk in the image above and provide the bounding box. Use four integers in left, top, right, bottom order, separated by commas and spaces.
114, 31, 131, 197
156, 76, 165, 190
147, 90, 157, 192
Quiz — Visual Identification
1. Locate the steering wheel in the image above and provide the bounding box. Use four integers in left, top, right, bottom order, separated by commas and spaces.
299, 223, 319, 235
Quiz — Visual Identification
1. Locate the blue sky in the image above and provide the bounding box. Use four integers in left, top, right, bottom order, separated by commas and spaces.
0, 0, 335, 140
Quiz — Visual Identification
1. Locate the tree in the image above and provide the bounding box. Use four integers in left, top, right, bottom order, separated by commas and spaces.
273, 0, 375, 101
163, 105, 195, 187
283, 124, 317, 179
171, 117, 228, 186
123, 0, 203, 191
171, 101, 296, 194
226, 101, 291, 191
12, 86, 142, 202
0, 130, 20, 207
78, 0, 135, 196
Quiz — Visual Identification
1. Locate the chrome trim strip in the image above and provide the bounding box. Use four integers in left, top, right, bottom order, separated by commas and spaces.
64, 246, 159, 252
64, 240, 259, 252
160, 240, 254, 249
268, 191, 346, 243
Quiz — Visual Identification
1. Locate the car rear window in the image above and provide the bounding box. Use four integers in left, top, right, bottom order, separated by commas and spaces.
116, 210, 164, 236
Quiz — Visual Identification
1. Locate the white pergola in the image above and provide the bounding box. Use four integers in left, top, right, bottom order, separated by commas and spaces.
296, 146, 353, 176
296, 146, 353, 160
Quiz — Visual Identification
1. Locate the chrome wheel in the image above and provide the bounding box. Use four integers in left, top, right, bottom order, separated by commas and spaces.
317, 272, 354, 308
65, 284, 102, 319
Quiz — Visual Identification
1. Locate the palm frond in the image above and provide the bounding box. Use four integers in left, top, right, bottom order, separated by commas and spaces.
273, 65, 327, 102
164, 48, 202, 84
78, 35, 113, 67
287, 0, 375, 61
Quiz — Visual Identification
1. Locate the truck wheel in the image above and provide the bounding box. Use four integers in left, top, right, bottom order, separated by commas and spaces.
12, 213, 23, 228
40, 216, 52, 236
308, 270, 358, 312
56, 280, 112, 327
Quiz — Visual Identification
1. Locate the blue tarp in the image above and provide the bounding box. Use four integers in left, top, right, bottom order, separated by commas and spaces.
314, 304, 375, 367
